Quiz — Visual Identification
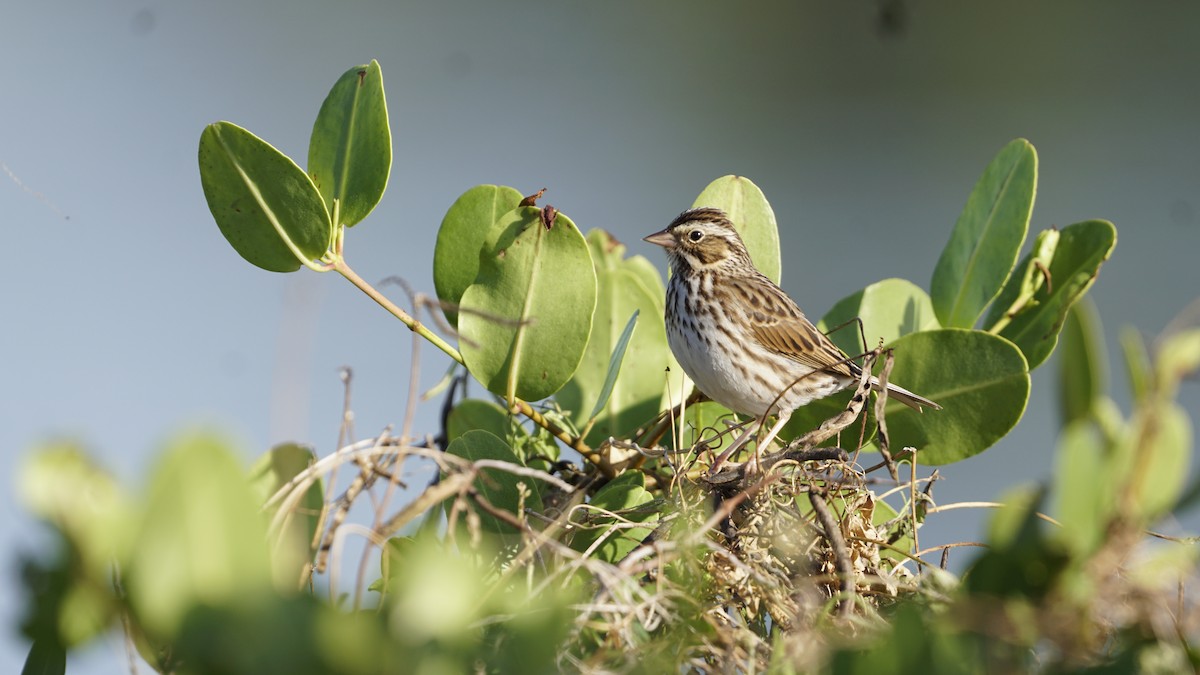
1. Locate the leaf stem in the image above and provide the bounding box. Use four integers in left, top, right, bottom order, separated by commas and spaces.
332, 256, 609, 475
511, 400, 610, 476
333, 257, 464, 365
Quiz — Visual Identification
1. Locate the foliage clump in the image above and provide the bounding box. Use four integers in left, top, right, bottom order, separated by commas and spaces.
19, 61, 1200, 675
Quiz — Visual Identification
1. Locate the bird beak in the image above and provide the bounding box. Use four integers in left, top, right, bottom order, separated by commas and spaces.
643, 228, 675, 249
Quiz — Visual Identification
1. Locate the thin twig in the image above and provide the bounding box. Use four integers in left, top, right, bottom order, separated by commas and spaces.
810, 490, 856, 617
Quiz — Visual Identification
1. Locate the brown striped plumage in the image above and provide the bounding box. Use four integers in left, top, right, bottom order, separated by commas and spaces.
644, 208, 939, 465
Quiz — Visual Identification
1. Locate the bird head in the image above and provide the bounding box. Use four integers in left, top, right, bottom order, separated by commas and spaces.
643, 207, 754, 273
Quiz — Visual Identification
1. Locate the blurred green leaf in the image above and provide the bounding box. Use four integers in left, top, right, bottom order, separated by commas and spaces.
127, 432, 273, 638
828, 602, 989, 675
1119, 403, 1192, 522
873, 329, 1030, 465
444, 430, 544, 534
198, 121, 332, 272
1120, 327, 1152, 405
247, 443, 323, 590
570, 472, 658, 563
19, 444, 135, 581
1058, 297, 1107, 427
967, 486, 1070, 602
1156, 328, 1200, 399
21, 638, 65, 675
459, 207, 597, 403
433, 185, 523, 326
931, 139, 1037, 328
992, 220, 1117, 369
373, 536, 417, 597
693, 175, 782, 284
1052, 420, 1113, 557
817, 278, 941, 359
307, 60, 390, 227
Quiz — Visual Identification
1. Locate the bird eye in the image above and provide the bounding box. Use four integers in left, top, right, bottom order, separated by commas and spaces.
688, 230, 703, 242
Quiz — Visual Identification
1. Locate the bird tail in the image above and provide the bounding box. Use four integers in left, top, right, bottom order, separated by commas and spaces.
869, 378, 941, 412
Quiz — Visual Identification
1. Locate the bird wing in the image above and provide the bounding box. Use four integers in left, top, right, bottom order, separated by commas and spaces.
731, 274, 858, 379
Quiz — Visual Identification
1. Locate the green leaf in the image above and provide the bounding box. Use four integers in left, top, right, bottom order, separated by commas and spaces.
873, 329, 1030, 465
375, 536, 417, 596
993, 220, 1117, 369
816, 278, 941, 358
433, 185, 524, 326
872, 498, 914, 563
1120, 327, 1152, 405
588, 310, 640, 420
21, 638, 65, 675
1052, 420, 1114, 557
127, 432, 273, 638
198, 121, 332, 272
780, 279, 941, 446
692, 175, 782, 284
307, 60, 391, 227
931, 139, 1037, 328
447, 398, 518, 443
982, 227, 1059, 331
569, 472, 658, 563
623, 255, 667, 312
444, 430, 544, 534
247, 443, 324, 590
459, 207, 598, 403
678, 401, 740, 453
559, 272, 670, 445
1156, 328, 1200, 399
1057, 297, 1107, 427
19, 444, 135, 581
1119, 403, 1192, 522
967, 486, 1069, 601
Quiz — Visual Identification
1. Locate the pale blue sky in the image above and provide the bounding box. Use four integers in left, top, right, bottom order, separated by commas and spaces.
4, 2, 1198, 672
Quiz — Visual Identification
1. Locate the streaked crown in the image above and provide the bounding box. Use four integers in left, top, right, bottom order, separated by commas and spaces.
643, 208, 755, 273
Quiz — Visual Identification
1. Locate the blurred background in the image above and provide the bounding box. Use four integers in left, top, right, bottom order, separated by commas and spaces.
4, 1, 1198, 672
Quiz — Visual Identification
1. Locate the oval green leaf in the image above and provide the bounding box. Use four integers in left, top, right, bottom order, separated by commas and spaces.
558, 266, 670, 445
199, 122, 332, 272
446, 398, 521, 443
931, 139, 1037, 328
692, 175, 781, 284
444, 430, 544, 534
1052, 420, 1113, 557
784, 279, 940, 444
307, 60, 391, 227
816, 278, 941, 358
1057, 298, 1107, 427
433, 185, 523, 327
994, 220, 1117, 369
873, 329, 1029, 465
1121, 403, 1192, 522
569, 471, 658, 563
459, 207, 598, 403
127, 432, 273, 637
982, 227, 1059, 332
